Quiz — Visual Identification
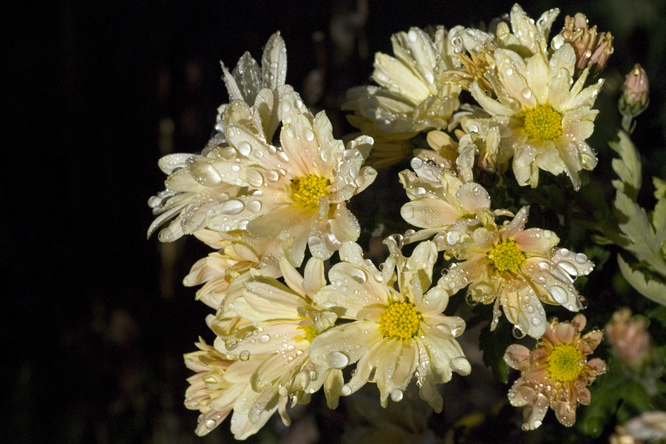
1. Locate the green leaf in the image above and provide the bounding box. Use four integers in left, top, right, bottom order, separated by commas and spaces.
478, 318, 513, 385
615, 191, 666, 277
618, 254, 666, 306
610, 130, 642, 200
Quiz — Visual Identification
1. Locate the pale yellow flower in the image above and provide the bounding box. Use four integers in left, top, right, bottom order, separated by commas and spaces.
399, 167, 498, 253
210, 257, 343, 430
309, 240, 471, 412
344, 26, 461, 167
438, 206, 594, 338
468, 42, 604, 190
206, 87, 376, 266
503, 314, 606, 429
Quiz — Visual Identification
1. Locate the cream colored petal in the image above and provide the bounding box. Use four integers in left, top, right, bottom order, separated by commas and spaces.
279, 256, 305, 295
375, 339, 418, 406
401, 198, 462, 228
327, 262, 389, 312
563, 120, 595, 141
548, 44, 576, 81
456, 182, 491, 213
495, 49, 535, 108
470, 81, 514, 117
302, 257, 326, 295
373, 52, 431, 105
564, 79, 603, 111
417, 285, 450, 315
548, 68, 574, 111
526, 52, 549, 104
501, 286, 547, 338
309, 321, 380, 369
261, 31, 287, 91
237, 282, 299, 320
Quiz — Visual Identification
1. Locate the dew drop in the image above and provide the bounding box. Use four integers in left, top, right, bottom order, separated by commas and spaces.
304, 128, 315, 141
549, 286, 569, 304
341, 384, 352, 396
574, 253, 588, 264
237, 141, 252, 157
558, 261, 578, 276
221, 199, 245, 215
259, 334, 270, 343
521, 88, 532, 99
265, 170, 279, 182
247, 200, 262, 213
204, 419, 217, 430
239, 350, 251, 361
531, 317, 542, 327
225, 339, 238, 351
326, 351, 349, 369
512, 326, 526, 339
390, 388, 403, 402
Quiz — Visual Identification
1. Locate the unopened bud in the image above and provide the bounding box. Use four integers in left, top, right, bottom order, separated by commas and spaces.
619, 64, 650, 119
605, 308, 652, 371
558, 13, 614, 76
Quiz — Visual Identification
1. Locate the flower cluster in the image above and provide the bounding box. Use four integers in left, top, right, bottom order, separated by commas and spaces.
145, 3, 666, 440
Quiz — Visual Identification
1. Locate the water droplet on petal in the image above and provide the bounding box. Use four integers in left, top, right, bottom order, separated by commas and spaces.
549, 286, 568, 304
239, 350, 251, 361
303, 128, 315, 141
521, 88, 532, 99
574, 253, 588, 264
326, 351, 349, 369
237, 141, 252, 156
390, 388, 403, 402
247, 200, 262, 213
341, 384, 352, 396
259, 334, 270, 343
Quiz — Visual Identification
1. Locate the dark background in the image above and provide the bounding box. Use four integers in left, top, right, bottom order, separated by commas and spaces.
3, 0, 666, 443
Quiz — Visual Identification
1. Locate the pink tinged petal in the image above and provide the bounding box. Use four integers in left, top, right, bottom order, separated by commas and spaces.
373, 52, 431, 104
504, 344, 531, 371
470, 81, 514, 116
508, 379, 537, 407
555, 401, 577, 427
577, 387, 592, 405
515, 228, 560, 253
503, 206, 530, 239
554, 322, 577, 344
456, 182, 491, 213
308, 321, 380, 368
586, 358, 607, 375
563, 120, 595, 141
526, 52, 550, 104
571, 313, 587, 332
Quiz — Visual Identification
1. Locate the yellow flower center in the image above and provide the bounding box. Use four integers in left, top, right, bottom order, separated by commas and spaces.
378, 301, 422, 340
523, 104, 563, 140
298, 324, 319, 343
487, 239, 526, 272
546, 343, 585, 383
290, 174, 331, 209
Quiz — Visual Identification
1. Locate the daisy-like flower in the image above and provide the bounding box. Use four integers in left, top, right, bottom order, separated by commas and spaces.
309, 239, 471, 412
148, 32, 287, 242
399, 165, 498, 253
503, 314, 607, 429
344, 26, 461, 167
468, 42, 604, 190
208, 257, 342, 436
439, 206, 594, 338
206, 87, 377, 267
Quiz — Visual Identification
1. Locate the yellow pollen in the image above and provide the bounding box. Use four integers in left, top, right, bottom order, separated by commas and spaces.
378, 301, 422, 340
298, 325, 319, 343
546, 343, 585, 383
522, 104, 563, 140
290, 174, 331, 209
487, 239, 526, 272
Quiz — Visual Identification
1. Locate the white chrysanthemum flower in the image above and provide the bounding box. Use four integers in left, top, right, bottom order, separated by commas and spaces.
400, 167, 499, 253
148, 32, 288, 242
439, 206, 594, 338
209, 257, 342, 435
206, 87, 376, 266
468, 43, 603, 190
309, 240, 471, 412
344, 26, 461, 167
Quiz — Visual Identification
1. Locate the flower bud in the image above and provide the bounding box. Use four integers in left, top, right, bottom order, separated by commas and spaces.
605, 308, 652, 371
619, 64, 650, 119
557, 13, 614, 76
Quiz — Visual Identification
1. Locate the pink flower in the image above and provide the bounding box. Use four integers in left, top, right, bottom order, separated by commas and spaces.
503, 314, 607, 430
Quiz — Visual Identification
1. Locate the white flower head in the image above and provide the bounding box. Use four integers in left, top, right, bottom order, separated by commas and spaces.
310, 240, 471, 412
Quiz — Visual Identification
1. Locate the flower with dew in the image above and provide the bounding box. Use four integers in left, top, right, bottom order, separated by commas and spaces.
467, 41, 604, 190
344, 26, 461, 168
182, 230, 283, 310
206, 86, 376, 267
209, 256, 343, 437
503, 314, 607, 429
148, 32, 287, 242
399, 165, 500, 253
309, 239, 471, 412
438, 206, 594, 338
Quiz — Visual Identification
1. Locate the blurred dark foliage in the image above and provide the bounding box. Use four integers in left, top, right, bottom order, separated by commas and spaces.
2, 0, 666, 443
